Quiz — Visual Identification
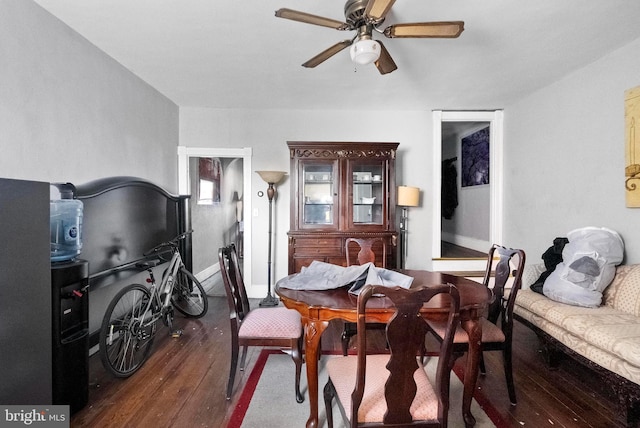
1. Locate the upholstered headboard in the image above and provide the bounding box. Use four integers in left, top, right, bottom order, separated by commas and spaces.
73, 176, 191, 291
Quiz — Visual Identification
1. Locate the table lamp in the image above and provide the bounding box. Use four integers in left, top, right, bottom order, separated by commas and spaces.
397, 185, 420, 269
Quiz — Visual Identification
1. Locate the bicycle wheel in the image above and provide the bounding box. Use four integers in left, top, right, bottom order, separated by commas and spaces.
99, 284, 157, 377
172, 267, 208, 318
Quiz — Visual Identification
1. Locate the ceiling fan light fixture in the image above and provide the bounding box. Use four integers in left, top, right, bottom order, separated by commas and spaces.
349, 38, 381, 65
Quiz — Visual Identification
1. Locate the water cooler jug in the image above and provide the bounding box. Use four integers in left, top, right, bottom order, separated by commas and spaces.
51, 259, 89, 414
50, 183, 83, 262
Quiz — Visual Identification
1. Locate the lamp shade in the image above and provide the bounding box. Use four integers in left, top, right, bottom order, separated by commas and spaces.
398, 186, 420, 207
256, 170, 286, 184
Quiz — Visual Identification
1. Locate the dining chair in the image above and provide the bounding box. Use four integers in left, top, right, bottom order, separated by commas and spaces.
218, 243, 304, 403
427, 244, 525, 405
342, 237, 387, 355
324, 283, 461, 428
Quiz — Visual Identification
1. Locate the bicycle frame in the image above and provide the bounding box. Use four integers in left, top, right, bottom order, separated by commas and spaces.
138, 247, 183, 329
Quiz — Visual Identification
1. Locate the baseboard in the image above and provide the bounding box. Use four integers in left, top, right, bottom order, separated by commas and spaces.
195, 263, 220, 293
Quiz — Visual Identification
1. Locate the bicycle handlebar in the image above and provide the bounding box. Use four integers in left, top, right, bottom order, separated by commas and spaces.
143, 230, 193, 257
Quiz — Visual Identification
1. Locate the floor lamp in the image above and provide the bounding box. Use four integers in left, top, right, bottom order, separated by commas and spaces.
256, 170, 287, 307
397, 185, 420, 269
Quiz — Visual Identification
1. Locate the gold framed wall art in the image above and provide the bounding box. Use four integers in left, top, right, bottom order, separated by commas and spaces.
625, 86, 640, 207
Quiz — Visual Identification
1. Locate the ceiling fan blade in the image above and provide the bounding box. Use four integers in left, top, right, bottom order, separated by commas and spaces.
374, 41, 397, 75
302, 40, 353, 68
364, 0, 397, 22
384, 21, 465, 38
275, 8, 349, 30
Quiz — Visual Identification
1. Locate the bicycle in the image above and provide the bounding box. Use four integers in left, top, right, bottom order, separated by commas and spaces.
99, 230, 208, 377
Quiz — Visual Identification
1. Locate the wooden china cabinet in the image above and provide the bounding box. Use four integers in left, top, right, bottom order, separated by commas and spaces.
287, 141, 399, 274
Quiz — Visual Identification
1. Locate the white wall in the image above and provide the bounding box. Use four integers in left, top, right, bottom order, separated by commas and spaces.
504, 36, 640, 264
179, 108, 431, 296
1, 0, 179, 191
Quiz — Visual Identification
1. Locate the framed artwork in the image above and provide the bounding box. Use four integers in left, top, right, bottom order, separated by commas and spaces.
626, 86, 640, 207
461, 126, 490, 187
198, 157, 221, 205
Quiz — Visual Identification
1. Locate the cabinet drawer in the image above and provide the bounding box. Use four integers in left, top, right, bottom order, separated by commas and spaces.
293, 237, 342, 248
295, 246, 341, 256
293, 256, 326, 272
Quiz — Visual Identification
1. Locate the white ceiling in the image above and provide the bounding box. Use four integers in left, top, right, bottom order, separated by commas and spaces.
33, 0, 640, 111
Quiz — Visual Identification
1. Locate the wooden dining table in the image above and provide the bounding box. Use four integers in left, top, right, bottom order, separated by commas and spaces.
275, 269, 492, 428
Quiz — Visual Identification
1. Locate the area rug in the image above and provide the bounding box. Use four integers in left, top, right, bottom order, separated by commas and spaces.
228, 350, 507, 428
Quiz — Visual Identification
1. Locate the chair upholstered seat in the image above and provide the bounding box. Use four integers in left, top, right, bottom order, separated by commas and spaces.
326, 354, 439, 424
239, 306, 302, 338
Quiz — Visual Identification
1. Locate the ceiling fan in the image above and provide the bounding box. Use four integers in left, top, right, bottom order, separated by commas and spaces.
275, 0, 464, 75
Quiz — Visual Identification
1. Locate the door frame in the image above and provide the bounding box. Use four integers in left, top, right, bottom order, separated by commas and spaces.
177, 146, 253, 287
431, 110, 504, 272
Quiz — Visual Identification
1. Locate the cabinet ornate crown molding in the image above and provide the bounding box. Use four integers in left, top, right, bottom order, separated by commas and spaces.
290, 145, 396, 160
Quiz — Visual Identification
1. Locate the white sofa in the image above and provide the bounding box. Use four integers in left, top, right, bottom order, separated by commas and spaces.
514, 263, 640, 427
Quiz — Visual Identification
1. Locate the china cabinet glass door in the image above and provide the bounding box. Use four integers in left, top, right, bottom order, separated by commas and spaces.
301, 161, 337, 228
350, 160, 385, 226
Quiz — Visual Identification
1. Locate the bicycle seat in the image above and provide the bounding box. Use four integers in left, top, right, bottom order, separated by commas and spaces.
135, 259, 161, 269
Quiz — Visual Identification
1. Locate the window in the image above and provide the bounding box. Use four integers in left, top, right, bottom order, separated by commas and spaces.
198, 157, 221, 205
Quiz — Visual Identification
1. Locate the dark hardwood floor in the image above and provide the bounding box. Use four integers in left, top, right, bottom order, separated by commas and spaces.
71, 292, 624, 428
441, 241, 487, 258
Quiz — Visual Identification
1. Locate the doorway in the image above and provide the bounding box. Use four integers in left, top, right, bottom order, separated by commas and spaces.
431, 111, 504, 272
177, 146, 253, 288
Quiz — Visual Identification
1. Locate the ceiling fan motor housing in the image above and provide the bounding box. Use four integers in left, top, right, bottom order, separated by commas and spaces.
344, 0, 370, 28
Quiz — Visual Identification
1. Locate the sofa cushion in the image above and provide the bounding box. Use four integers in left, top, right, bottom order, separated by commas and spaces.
515, 289, 640, 383
522, 263, 545, 290
604, 264, 640, 317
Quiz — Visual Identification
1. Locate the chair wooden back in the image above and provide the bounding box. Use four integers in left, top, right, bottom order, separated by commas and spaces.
354, 284, 461, 426
218, 244, 250, 330
483, 245, 526, 329
345, 237, 387, 268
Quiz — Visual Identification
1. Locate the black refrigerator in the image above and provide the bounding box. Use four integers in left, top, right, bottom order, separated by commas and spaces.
0, 178, 89, 413
0, 178, 53, 405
